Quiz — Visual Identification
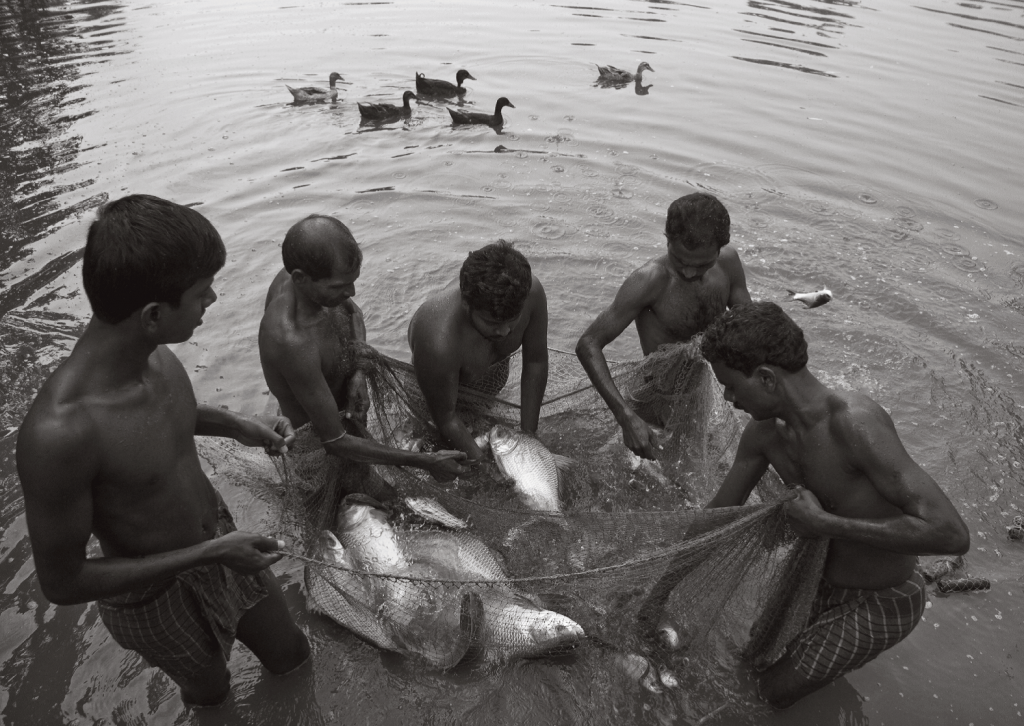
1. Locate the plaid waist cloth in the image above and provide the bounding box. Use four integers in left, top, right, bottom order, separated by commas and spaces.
789, 570, 927, 684
97, 503, 269, 684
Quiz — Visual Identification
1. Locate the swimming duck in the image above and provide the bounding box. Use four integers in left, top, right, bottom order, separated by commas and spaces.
357, 91, 419, 120
416, 69, 476, 96
596, 62, 654, 83
448, 97, 515, 126
286, 72, 344, 103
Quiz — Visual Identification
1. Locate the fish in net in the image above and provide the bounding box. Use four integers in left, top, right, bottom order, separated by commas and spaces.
197, 339, 825, 703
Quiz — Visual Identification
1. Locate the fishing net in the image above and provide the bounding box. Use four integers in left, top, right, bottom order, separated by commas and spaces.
198, 339, 825, 705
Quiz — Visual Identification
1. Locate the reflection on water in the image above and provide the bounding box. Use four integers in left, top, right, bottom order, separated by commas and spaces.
1, 0, 1024, 723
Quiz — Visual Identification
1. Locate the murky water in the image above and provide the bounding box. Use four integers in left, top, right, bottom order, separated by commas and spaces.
2, 0, 1023, 723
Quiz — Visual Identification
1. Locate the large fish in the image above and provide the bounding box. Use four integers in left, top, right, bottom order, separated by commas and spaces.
485, 424, 573, 512
308, 495, 479, 669
307, 495, 584, 667
403, 529, 586, 662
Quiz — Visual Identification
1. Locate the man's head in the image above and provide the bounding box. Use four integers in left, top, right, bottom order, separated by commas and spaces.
664, 193, 731, 281
701, 302, 808, 417
282, 215, 362, 307
83, 194, 225, 337
459, 240, 532, 340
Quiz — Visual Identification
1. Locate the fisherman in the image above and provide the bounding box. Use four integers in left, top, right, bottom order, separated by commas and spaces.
408, 240, 548, 460
643, 301, 971, 708
259, 215, 469, 495
575, 192, 751, 459
16, 195, 310, 707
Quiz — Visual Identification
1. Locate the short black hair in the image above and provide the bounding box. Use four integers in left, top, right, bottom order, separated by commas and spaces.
459, 240, 532, 320
701, 302, 808, 375
83, 195, 226, 324
665, 193, 731, 250
282, 215, 361, 281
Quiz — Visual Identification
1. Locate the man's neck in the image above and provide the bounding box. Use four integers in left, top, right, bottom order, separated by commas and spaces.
76, 317, 159, 384
776, 369, 831, 431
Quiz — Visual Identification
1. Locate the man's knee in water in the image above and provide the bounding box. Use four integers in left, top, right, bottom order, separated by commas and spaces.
178, 660, 232, 708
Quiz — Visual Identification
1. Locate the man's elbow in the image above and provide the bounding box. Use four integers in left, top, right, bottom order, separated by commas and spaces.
932, 517, 971, 556
575, 334, 598, 361
38, 578, 85, 607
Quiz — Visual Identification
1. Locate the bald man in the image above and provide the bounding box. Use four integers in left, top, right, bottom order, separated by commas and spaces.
259, 215, 468, 486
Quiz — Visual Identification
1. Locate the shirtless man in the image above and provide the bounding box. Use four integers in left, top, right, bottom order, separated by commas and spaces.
576, 193, 751, 459
16, 195, 310, 708
408, 240, 548, 459
667, 302, 970, 707
259, 215, 467, 484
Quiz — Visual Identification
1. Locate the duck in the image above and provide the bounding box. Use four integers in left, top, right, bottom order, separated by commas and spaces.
286, 72, 344, 103
357, 91, 419, 121
448, 97, 515, 126
415, 69, 476, 96
596, 62, 654, 83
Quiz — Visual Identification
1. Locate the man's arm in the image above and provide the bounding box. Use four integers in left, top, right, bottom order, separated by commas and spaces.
519, 278, 548, 434
344, 300, 370, 424
706, 421, 772, 508
575, 264, 665, 458
719, 246, 752, 307
17, 411, 283, 606
195, 405, 295, 453
786, 402, 970, 555
265, 332, 467, 478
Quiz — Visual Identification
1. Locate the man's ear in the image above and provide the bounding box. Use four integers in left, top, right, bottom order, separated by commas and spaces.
290, 268, 309, 286
139, 302, 162, 334
756, 365, 777, 392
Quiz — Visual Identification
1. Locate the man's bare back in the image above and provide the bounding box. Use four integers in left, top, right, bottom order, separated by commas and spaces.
722, 389, 926, 589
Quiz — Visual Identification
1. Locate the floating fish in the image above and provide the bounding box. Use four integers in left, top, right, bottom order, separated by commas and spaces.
786, 287, 833, 309
403, 496, 468, 530
487, 425, 573, 512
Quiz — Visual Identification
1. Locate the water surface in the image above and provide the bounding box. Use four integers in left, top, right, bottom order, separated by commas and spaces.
1, 0, 1022, 723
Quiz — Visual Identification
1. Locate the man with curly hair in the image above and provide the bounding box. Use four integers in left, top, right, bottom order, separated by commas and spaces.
643, 301, 970, 708
576, 192, 751, 459
408, 240, 548, 459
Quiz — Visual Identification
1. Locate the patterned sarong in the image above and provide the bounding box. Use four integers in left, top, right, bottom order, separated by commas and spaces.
97, 502, 269, 684
788, 571, 927, 684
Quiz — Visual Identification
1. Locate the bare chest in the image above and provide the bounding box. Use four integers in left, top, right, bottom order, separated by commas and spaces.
640, 272, 730, 344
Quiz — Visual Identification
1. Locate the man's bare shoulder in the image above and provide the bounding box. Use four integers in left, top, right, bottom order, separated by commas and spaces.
825, 389, 898, 442
18, 359, 102, 491
410, 289, 460, 343
613, 256, 671, 303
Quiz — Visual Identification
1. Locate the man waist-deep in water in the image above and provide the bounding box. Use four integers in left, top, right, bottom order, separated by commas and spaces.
639, 301, 970, 707
16, 195, 310, 707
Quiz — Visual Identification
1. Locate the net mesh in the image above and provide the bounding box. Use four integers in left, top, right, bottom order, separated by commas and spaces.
198, 340, 825, 696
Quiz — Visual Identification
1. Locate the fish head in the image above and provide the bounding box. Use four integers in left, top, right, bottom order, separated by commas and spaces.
487, 424, 519, 454
528, 610, 585, 647
314, 530, 350, 567
336, 494, 405, 570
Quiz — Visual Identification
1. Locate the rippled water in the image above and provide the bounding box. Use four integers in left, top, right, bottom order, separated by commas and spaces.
2, 0, 1023, 724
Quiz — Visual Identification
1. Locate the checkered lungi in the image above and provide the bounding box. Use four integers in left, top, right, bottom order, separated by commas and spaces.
97, 503, 269, 684
788, 570, 927, 684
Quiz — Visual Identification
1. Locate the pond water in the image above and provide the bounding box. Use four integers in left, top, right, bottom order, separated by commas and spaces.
1, 0, 1023, 723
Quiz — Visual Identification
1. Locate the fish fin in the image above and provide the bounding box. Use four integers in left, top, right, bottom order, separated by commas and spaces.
552, 453, 574, 472
456, 591, 487, 666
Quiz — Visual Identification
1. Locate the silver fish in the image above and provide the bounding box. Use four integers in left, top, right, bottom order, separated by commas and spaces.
487, 425, 573, 512
404, 529, 585, 663
403, 496, 468, 530
309, 495, 583, 667
309, 495, 476, 669
787, 287, 833, 309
